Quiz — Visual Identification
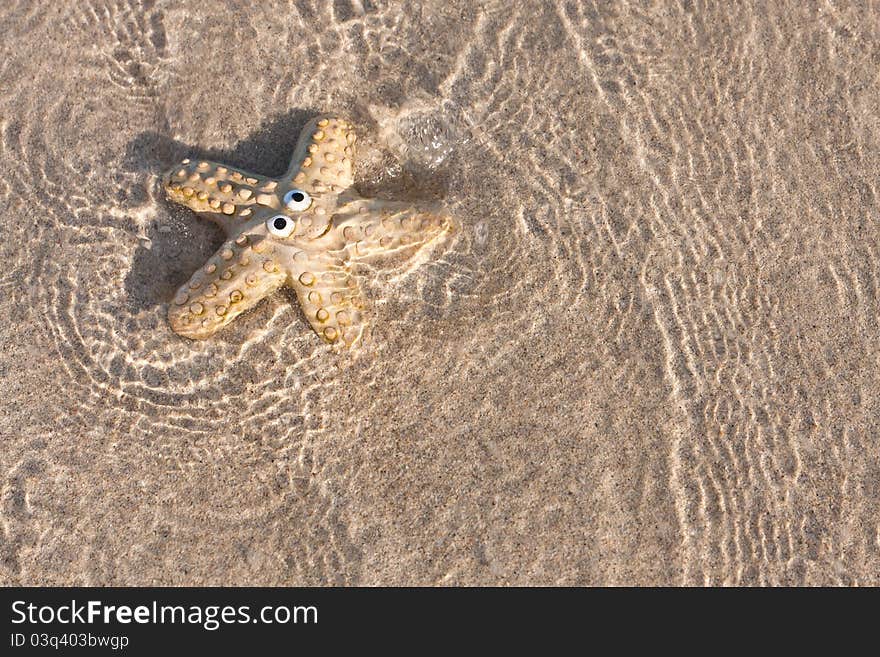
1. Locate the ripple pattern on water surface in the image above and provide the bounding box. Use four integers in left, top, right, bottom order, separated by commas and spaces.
1, 0, 879, 585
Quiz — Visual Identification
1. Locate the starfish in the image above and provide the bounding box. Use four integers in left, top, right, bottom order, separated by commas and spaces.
162, 115, 455, 348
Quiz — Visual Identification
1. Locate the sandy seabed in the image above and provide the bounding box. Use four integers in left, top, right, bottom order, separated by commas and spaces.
1, 0, 879, 586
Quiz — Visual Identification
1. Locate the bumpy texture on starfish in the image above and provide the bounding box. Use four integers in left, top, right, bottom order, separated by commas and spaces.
163, 116, 455, 348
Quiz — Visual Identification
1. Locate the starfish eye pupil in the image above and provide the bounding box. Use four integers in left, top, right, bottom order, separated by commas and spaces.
273, 217, 287, 230
292, 192, 304, 202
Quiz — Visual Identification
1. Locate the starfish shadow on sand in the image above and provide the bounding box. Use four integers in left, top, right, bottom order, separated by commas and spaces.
122, 109, 317, 317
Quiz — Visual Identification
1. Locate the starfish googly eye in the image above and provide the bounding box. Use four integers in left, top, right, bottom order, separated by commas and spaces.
267, 214, 295, 238
283, 189, 311, 212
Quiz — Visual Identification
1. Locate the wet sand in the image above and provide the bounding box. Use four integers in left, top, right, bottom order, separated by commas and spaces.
1, 0, 879, 585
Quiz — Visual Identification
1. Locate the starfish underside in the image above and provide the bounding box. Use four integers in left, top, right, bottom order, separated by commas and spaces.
162, 116, 455, 349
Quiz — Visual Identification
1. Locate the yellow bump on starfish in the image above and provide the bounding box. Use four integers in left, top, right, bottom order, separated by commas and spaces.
162, 115, 456, 348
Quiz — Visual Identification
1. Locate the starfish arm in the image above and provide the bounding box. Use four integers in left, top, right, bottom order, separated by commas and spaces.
333, 199, 456, 263
288, 252, 366, 348
168, 234, 287, 340
163, 159, 280, 236
284, 115, 356, 194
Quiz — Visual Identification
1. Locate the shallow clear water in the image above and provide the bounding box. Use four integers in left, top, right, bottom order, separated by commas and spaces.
1, 0, 879, 585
